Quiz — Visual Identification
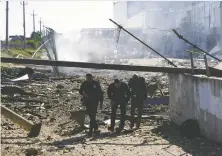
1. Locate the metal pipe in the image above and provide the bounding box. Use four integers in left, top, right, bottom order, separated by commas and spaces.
173, 29, 221, 62
1, 57, 222, 77
109, 19, 177, 67
32, 39, 51, 58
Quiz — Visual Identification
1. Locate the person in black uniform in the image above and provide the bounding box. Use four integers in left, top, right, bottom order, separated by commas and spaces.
107, 79, 130, 133
79, 73, 103, 136
128, 74, 147, 129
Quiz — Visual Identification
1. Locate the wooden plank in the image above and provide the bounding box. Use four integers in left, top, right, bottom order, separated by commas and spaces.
143, 96, 169, 105
1, 105, 42, 137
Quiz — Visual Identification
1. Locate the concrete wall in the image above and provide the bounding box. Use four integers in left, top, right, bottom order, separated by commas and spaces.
113, 1, 128, 26
169, 74, 222, 143
126, 11, 145, 28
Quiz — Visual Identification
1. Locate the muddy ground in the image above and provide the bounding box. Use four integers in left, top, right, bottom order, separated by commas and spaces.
1, 59, 222, 156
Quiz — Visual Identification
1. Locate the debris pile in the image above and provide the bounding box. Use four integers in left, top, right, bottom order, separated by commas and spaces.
1, 60, 222, 156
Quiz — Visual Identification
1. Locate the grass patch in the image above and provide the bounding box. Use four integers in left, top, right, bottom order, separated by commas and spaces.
0, 52, 12, 58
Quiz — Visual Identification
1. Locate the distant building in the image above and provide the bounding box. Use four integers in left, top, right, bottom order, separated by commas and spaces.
113, 1, 221, 56
113, 1, 220, 31
1, 35, 31, 49
8, 35, 25, 42
113, 1, 192, 30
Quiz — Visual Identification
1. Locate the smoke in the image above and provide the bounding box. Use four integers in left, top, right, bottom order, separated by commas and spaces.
53, 29, 117, 74
45, 1, 221, 76
55, 30, 103, 62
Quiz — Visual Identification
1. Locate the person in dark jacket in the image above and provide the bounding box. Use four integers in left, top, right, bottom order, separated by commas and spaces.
128, 75, 147, 129
107, 79, 130, 133
79, 73, 103, 136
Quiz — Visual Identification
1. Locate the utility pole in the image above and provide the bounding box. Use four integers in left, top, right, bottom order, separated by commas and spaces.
6, 1, 9, 51
21, 1, 28, 49
39, 18, 42, 42
43, 25, 46, 36
31, 10, 37, 49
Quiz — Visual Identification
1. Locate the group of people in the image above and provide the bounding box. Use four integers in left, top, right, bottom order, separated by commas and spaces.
79, 73, 147, 137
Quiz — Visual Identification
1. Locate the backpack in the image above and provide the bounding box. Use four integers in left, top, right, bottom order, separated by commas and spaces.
138, 77, 147, 99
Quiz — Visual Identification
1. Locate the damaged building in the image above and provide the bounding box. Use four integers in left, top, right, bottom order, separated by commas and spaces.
113, 1, 222, 58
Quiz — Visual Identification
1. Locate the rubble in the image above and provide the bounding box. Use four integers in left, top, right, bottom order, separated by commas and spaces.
25, 148, 39, 156
1, 60, 222, 156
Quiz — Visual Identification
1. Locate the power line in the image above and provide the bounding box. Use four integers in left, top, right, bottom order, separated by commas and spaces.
20, 1, 28, 49
31, 10, 37, 49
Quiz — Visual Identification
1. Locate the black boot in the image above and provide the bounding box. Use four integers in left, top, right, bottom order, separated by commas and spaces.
115, 127, 122, 134
87, 128, 93, 137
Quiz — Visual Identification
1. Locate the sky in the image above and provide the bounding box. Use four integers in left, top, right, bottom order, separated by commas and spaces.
0, 1, 114, 40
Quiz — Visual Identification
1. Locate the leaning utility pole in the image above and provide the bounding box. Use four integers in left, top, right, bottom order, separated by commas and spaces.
21, 1, 28, 49
31, 10, 37, 49
5, 1, 9, 51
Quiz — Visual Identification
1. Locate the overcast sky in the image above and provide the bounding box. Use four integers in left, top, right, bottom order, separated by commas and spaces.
0, 1, 114, 39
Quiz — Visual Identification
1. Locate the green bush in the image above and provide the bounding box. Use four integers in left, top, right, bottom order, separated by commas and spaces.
26, 39, 34, 48
15, 40, 21, 45
26, 39, 41, 48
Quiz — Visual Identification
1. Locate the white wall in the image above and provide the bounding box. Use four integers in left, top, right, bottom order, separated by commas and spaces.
113, 1, 144, 28
144, 10, 178, 30
169, 74, 222, 143
113, 1, 128, 26
126, 11, 145, 28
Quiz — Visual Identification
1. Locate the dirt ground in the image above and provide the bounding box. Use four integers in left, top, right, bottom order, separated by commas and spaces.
2, 115, 222, 156
1, 60, 222, 156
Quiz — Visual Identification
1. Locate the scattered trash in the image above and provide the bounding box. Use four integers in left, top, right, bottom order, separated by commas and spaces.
11, 74, 29, 81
